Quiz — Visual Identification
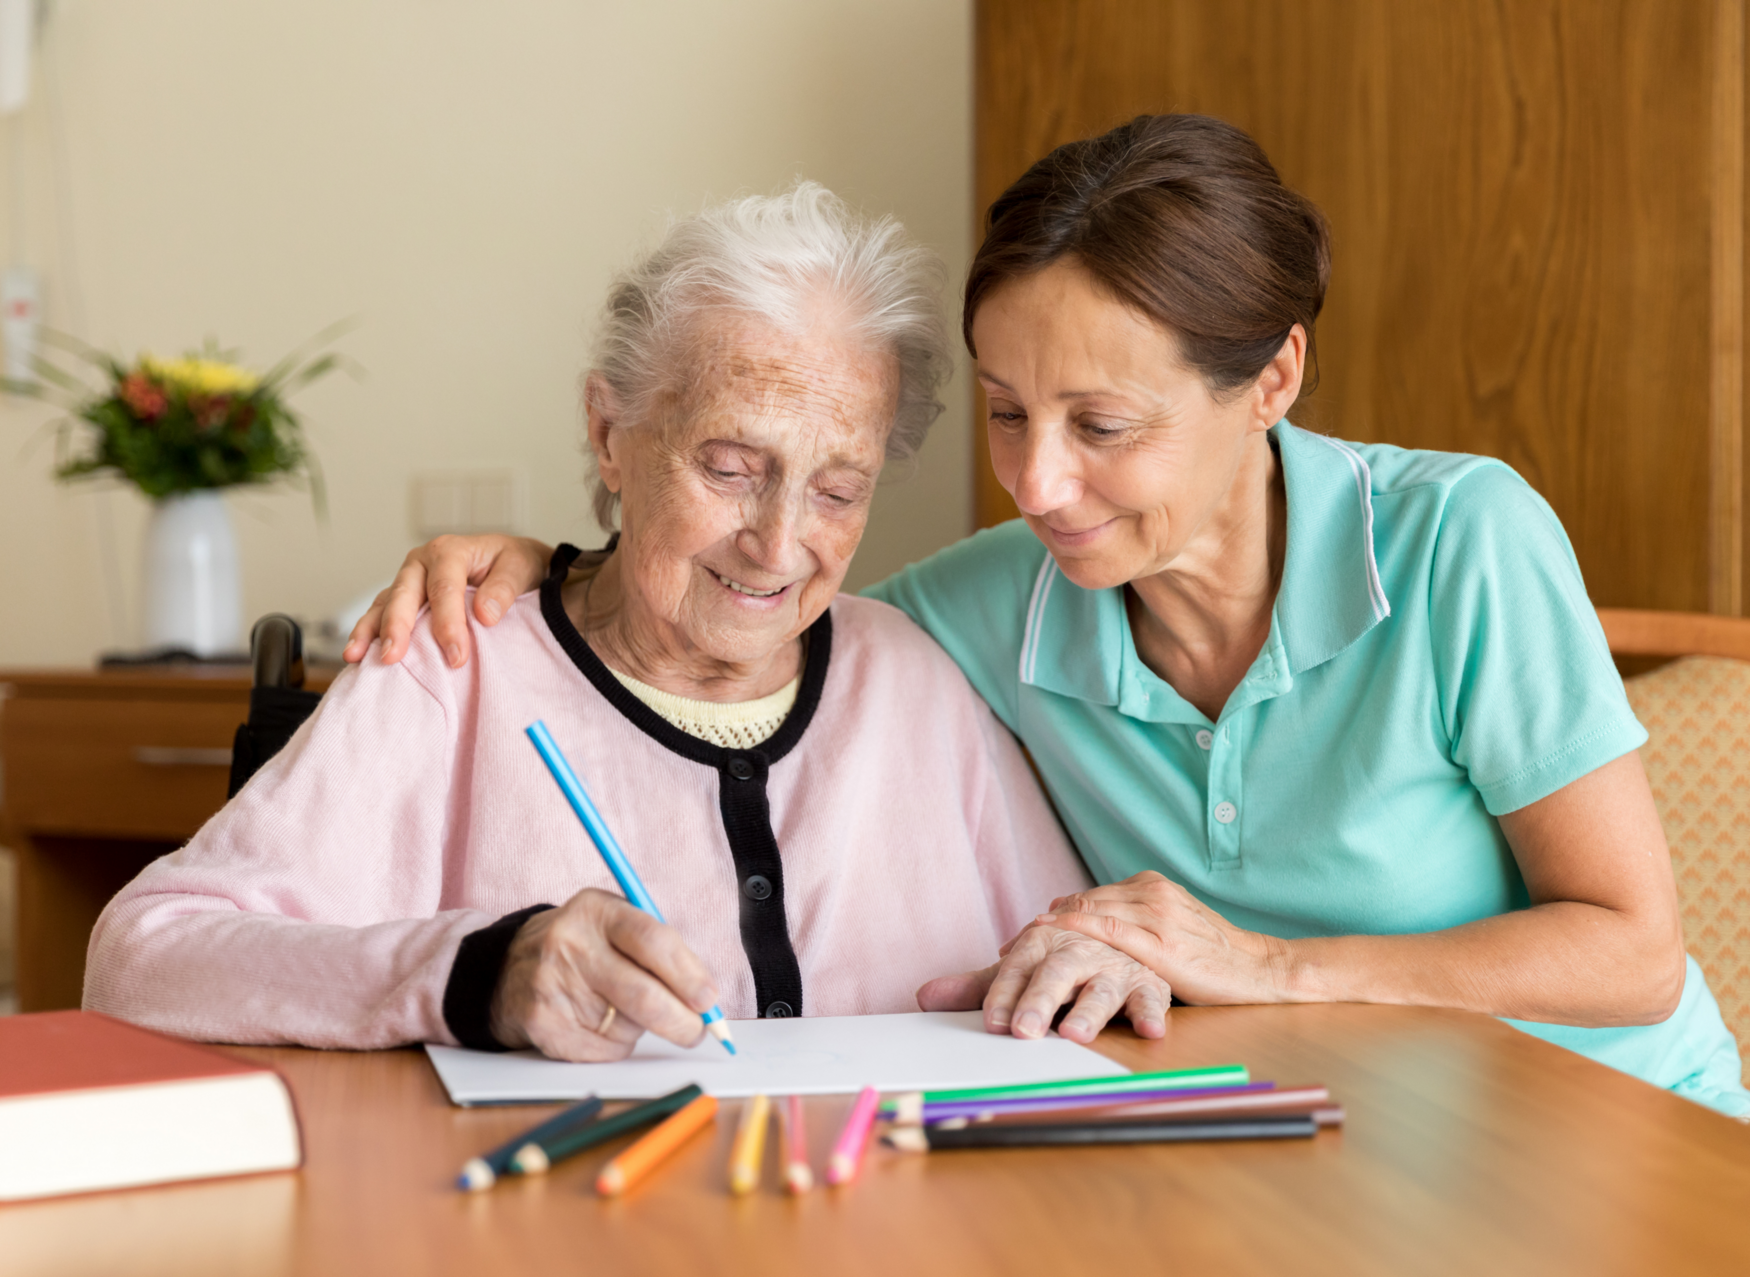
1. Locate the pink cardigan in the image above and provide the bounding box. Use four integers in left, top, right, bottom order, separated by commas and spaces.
84, 585, 1089, 1049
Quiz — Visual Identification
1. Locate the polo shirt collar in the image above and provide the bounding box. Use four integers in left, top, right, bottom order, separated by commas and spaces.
1272, 421, 1392, 672
1016, 419, 1391, 718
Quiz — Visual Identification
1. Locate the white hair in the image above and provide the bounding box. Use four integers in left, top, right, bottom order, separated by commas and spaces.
583, 181, 951, 529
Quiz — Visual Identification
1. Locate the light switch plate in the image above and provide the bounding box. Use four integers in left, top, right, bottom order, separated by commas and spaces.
411, 469, 524, 538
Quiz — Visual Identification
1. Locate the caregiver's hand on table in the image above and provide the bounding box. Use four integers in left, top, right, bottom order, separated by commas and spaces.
1027, 871, 1290, 1005
916, 927, 1171, 1044
489, 887, 723, 1062
344, 533, 553, 668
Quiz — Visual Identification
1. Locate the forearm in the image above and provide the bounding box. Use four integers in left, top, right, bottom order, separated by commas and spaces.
1276, 900, 1687, 1027
84, 898, 493, 1049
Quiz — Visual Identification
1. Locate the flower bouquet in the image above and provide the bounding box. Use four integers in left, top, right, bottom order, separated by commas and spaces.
41, 333, 345, 505
28, 330, 352, 655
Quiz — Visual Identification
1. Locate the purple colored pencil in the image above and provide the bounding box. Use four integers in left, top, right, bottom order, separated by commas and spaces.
907, 1082, 1276, 1126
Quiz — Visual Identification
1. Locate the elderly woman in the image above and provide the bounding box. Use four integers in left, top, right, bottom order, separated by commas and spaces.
368, 116, 1749, 1115
84, 184, 1141, 1060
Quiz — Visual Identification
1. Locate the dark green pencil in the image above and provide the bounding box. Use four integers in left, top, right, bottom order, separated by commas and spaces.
510, 1084, 704, 1174
458, 1095, 604, 1191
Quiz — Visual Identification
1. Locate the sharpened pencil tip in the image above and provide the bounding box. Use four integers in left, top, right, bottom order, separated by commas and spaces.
707, 1019, 737, 1053
882, 1128, 929, 1154
458, 1157, 495, 1191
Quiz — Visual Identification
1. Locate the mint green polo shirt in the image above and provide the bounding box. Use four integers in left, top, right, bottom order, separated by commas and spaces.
867, 421, 1749, 1116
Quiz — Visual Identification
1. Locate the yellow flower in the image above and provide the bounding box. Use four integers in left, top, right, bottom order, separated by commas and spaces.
139, 354, 260, 398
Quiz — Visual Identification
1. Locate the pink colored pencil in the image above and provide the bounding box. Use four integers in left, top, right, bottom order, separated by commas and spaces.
783, 1095, 813, 1193
826, 1086, 880, 1185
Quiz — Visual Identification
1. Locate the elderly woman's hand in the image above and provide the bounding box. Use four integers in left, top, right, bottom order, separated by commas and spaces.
343, 534, 553, 669
1035, 871, 1294, 1006
489, 887, 725, 1062
916, 926, 1171, 1045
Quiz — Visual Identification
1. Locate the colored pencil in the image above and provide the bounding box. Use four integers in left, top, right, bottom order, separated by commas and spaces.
882, 1065, 1250, 1118
782, 1095, 813, 1193
898, 1082, 1277, 1126
884, 1115, 1319, 1152
526, 721, 735, 1055
938, 1086, 1335, 1129
728, 1094, 771, 1195
511, 1084, 703, 1175
826, 1085, 881, 1185
595, 1094, 718, 1197
457, 1095, 604, 1191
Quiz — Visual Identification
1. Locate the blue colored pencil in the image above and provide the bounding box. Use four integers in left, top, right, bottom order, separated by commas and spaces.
525, 720, 736, 1055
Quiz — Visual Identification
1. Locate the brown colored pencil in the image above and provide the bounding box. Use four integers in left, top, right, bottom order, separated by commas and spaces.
940, 1085, 1336, 1129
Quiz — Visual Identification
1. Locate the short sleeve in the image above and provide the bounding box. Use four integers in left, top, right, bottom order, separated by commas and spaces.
860, 520, 1047, 731
1428, 465, 1647, 815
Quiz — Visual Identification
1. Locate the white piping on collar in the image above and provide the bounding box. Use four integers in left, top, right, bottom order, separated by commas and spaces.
1018, 554, 1060, 684
1306, 433, 1392, 622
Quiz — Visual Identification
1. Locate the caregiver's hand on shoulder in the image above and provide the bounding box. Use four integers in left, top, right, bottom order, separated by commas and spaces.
916, 927, 1171, 1045
343, 534, 553, 669
488, 888, 723, 1063
1037, 871, 1293, 1005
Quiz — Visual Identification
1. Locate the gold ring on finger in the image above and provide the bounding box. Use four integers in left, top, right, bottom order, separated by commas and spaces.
596, 1004, 618, 1036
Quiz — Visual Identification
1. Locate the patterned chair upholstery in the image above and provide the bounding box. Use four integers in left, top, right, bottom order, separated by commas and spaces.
1623, 656, 1750, 1082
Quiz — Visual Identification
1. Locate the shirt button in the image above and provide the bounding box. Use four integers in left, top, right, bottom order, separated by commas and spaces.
764, 1001, 794, 1018
1214, 801, 1237, 825
742, 874, 773, 901
1195, 729, 1214, 750
727, 758, 755, 781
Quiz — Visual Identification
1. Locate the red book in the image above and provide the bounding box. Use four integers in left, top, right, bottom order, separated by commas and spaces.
0, 1010, 302, 1201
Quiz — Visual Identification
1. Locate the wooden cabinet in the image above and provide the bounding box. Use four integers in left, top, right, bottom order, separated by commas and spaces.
975, 0, 1747, 614
0, 668, 333, 1011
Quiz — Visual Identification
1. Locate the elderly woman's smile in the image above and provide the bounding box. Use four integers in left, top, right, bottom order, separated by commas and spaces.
575, 319, 900, 699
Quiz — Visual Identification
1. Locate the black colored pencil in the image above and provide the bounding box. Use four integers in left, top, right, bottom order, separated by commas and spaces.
885, 1115, 1319, 1152
457, 1095, 605, 1190
511, 1084, 704, 1174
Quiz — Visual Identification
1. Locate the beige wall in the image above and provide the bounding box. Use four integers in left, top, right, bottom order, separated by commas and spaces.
0, 0, 974, 665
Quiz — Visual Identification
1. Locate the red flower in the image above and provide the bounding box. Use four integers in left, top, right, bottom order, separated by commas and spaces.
192, 395, 232, 432
118, 372, 167, 420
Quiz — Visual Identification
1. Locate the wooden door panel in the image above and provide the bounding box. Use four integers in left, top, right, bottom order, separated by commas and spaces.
976, 0, 1734, 613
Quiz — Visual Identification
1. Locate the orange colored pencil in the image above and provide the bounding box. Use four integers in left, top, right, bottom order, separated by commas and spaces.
595, 1094, 719, 1197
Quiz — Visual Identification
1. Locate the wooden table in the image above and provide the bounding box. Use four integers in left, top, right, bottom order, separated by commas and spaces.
4, 1004, 1747, 1276
0, 666, 334, 1010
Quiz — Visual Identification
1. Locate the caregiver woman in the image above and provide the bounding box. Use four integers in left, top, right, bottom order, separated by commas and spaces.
356, 115, 1749, 1115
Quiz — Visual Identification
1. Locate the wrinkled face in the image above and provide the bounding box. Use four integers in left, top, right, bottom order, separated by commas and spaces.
593, 318, 899, 665
972, 258, 1271, 591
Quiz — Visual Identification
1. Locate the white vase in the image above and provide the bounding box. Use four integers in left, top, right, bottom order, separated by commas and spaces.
143, 491, 243, 656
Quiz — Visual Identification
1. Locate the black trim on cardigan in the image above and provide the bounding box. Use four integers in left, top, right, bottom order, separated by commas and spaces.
536, 542, 824, 1018
442, 903, 556, 1050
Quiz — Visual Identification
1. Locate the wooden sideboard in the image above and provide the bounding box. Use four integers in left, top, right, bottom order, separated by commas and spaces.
0, 666, 335, 1011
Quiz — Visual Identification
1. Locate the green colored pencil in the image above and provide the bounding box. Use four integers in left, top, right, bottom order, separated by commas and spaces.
882, 1065, 1249, 1118
511, 1084, 703, 1174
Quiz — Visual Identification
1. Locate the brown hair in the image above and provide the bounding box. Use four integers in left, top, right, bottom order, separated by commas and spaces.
964, 114, 1332, 396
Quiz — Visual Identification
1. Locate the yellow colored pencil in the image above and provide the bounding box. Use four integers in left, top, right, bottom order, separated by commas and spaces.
594, 1093, 718, 1198
728, 1094, 771, 1195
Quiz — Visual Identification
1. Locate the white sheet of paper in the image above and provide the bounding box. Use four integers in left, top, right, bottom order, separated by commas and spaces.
425, 1011, 1130, 1103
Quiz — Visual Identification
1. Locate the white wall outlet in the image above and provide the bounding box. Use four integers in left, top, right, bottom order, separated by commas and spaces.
411, 469, 525, 539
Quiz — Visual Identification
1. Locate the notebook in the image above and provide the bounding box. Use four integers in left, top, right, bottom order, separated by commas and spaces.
0, 1011, 302, 1202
